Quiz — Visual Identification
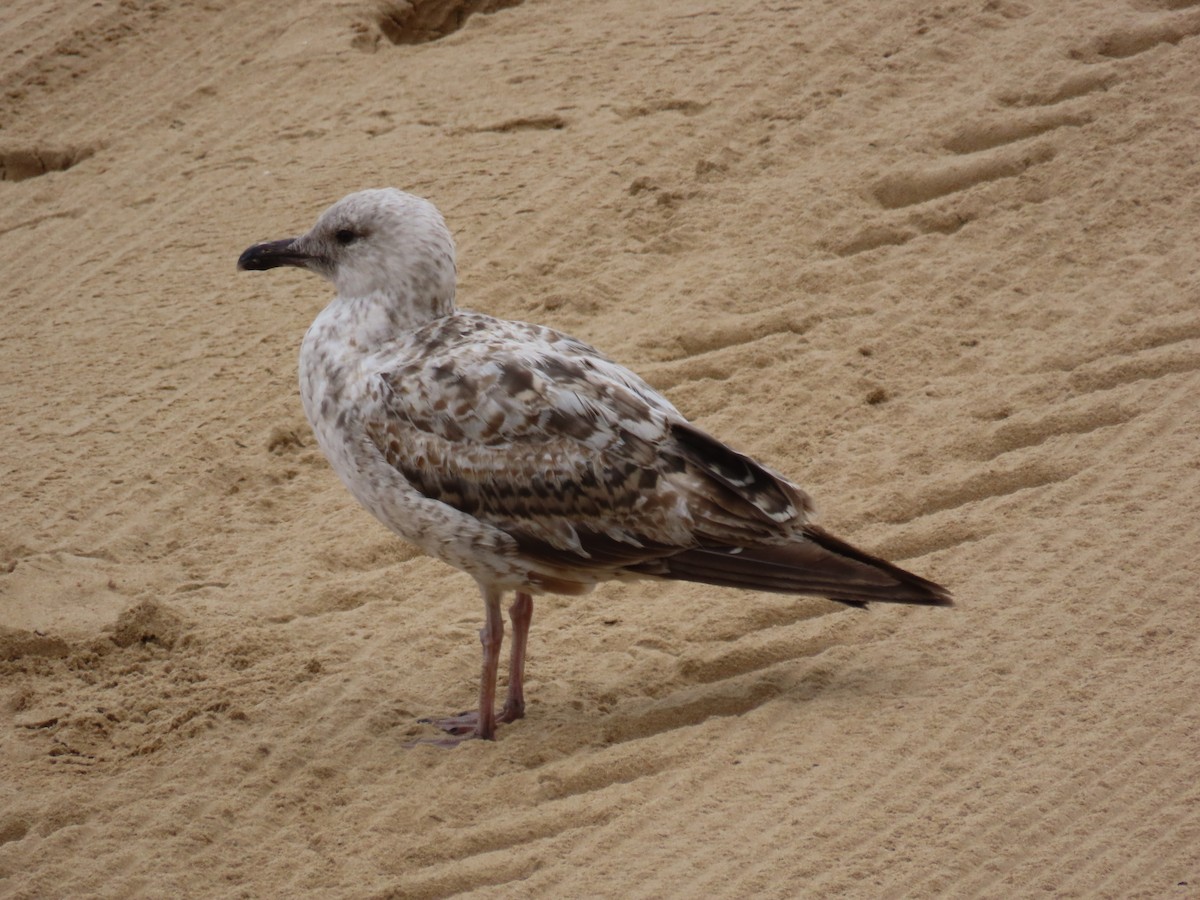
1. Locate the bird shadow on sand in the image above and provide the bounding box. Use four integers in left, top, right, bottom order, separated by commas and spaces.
401, 648, 928, 761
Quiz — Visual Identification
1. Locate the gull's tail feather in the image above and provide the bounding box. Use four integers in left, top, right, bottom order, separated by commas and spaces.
655, 524, 953, 608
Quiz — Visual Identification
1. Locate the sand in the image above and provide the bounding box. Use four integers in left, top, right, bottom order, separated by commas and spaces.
2, 0, 1199, 896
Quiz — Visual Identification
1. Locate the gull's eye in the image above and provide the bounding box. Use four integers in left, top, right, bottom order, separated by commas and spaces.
335, 229, 358, 246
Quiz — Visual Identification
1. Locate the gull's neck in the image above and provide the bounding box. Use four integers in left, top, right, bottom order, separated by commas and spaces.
320, 238, 459, 350
328, 221, 458, 339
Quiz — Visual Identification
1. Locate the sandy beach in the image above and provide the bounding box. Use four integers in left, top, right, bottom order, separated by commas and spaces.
2, 0, 1198, 896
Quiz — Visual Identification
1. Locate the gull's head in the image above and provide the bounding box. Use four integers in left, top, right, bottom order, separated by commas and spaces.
238, 188, 457, 320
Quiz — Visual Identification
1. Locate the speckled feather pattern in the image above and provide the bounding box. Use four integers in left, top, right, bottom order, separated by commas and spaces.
303, 297, 817, 594
242, 188, 950, 607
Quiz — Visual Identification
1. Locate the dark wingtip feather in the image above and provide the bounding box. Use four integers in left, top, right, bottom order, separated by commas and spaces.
801, 525, 954, 607
646, 524, 953, 608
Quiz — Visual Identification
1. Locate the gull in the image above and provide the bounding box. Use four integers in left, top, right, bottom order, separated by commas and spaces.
238, 188, 951, 744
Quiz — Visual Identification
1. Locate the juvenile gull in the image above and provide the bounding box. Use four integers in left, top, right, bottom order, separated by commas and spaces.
238, 188, 951, 744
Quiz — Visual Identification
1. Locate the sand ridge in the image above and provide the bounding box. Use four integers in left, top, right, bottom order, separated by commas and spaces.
2, 0, 1199, 896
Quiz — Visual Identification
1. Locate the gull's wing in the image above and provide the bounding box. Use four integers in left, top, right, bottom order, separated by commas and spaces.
361, 314, 813, 574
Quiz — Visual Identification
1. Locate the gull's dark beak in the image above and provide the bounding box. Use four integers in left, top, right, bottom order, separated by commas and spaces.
237, 237, 310, 271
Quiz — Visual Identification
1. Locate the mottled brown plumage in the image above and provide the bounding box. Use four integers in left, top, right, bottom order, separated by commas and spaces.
238, 188, 951, 745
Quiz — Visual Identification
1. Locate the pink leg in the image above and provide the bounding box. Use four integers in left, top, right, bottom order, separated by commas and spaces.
499, 591, 533, 723
474, 585, 504, 741
412, 587, 536, 746
413, 584, 505, 745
